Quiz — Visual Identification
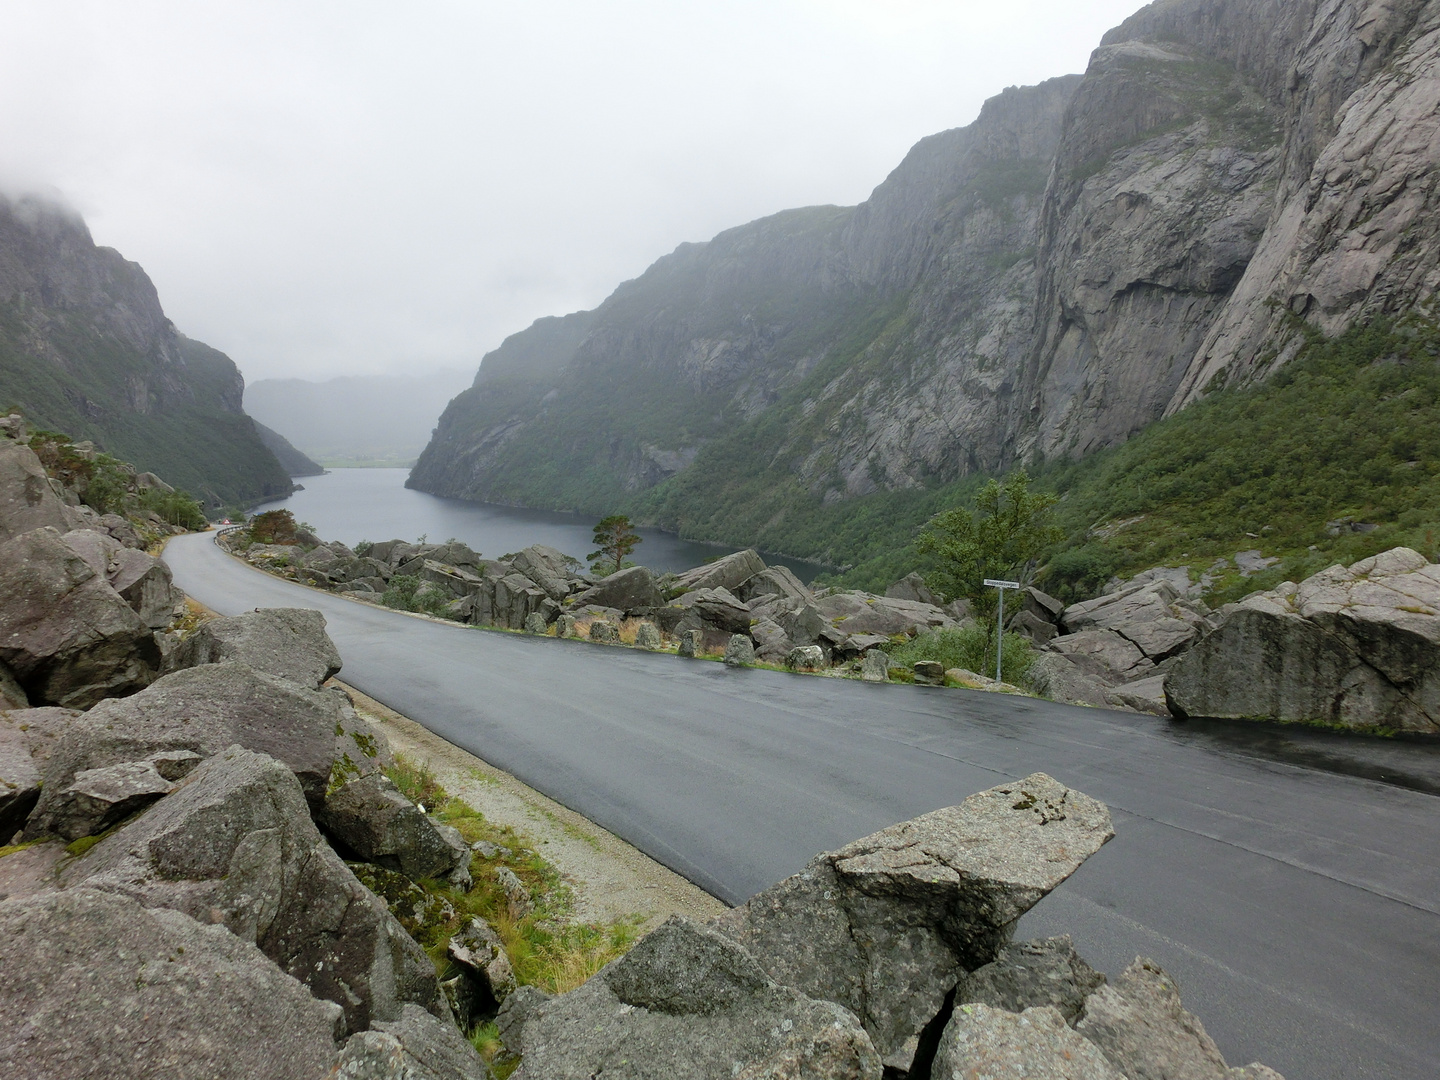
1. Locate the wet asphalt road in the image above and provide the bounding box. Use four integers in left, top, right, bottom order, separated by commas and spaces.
165, 532, 1440, 1080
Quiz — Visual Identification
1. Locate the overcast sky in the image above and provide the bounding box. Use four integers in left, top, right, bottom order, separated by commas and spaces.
1, 1, 1141, 383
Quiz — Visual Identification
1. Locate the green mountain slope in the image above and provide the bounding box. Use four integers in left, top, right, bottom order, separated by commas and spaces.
0, 195, 293, 508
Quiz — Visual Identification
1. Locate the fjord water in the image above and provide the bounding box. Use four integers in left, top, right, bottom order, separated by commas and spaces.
250, 468, 827, 582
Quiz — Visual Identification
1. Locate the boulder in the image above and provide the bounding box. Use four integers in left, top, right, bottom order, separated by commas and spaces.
163, 607, 343, 688
786, 644, 825, 671
776, 599, 844, 650
496, 984, 552, 1058
1061, 580, 1198, 662
960, 936, 1105, 1023
0, 441, 76, 544
860, 650, 890, 682
0, 724, 43, 840
60, 745, 446, 1034
27, 662, 386, 836
713, 773, 1113, 1072
634, 621, 661, 650
913, 660, 945, 685
1024, 586, 1066, 624
1108, 675, 1171, 717
512, 917, 882, 1080
723, 633, 756, 667
426, 540, 484, 574
934, 1003, 1123, 1080
587, 620, 618, 643
1166, 549, 1440, 733
1075, 958, 1238, 1080
817, 591, 955, 637
555, 613, 577, 638
447, 916, 518, 1008
669, 548, 767, 596
841, 633, 892, 656
0, 889, 344, 1080
672, 586, 753, 636
749, 616, 791, 662
523, 611, 548, 634
571, 565, 664, 611
0, 526, 161, 709
1027, 652, 1114, 708
510, 544, 577, 601
106, 547, 183, 628
320, 771, 470, 884
493, 572, 551, 630
1012, 608, 1060, 645
97, 513, 144, 549
333, 1003, 490, 1080
413, 560, 485, 599
676, 628, 702, 657
742, 565, 814, 606
886, 571, 941, 606
1047, 629, 1155, 685
496, 866, 533, 921
41, 758, 177, 840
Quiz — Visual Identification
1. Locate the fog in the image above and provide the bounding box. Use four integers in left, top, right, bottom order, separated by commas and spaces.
0, 1, 1140, 383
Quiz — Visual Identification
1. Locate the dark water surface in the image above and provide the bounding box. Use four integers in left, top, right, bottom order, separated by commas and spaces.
251, 468, 828, 581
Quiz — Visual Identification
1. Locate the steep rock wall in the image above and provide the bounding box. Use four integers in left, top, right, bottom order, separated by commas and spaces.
0, 195, 292, 507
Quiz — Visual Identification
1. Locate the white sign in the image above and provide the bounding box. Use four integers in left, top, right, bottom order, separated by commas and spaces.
983, 578, 1020, 589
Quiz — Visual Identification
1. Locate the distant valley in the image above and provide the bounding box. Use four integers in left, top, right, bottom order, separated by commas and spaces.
245, 370, 473, 469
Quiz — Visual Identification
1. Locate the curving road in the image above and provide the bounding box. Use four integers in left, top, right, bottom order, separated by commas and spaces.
165, 532, 1440, 1080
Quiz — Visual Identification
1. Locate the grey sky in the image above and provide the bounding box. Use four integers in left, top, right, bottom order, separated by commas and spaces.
1, 1, 1140, 382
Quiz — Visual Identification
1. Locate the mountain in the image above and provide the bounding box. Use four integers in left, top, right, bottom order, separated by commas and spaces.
253, 421, 324, 477
0, 194, 294, 508
245, 369, 473, 467
410, 0, 1440, 567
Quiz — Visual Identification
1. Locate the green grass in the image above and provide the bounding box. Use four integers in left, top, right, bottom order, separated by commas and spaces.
370, 755, 641, 1069
888, 625, 1036, 685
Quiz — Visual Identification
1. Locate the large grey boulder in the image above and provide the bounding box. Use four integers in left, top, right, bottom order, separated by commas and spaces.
27, 662, 387, 836
320, 770, 470, 884
59, 529, 182, 629
723, 633, 756, 667
413, 560, 485, 599
0, 526, 161, 709
670, 548, 767, 595
164, 607, 343, 688
61, 745, 446, 1035
1047, 629, 1155, 685
886, 571, 941, 606
570, 565, 664, 611
41, 757, 180, 840
713, 773, 1113, 1072
960, 935, 1105, 1023
1076, 958, 1252, 1080
0, 888, 343, 1080
749, 616, 792, 662
672, 585, 752, 635
934, 1003, 1123, 1080
740, 564, 814, 605
817, 590, 955, 637
447, 916, 518, 1010
0, 707, 74, 838
0, 441, 76, 544
1027, 652, 1114, 708
510, 544, 577, 601
1062, 579, 1201, 664
1166, 548, 1440, 733
513, 916, 882, 1080
333, 1003, 490, 1080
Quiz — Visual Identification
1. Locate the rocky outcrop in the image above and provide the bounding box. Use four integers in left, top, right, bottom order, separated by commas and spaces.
0, 195, 293, 508
0, 889, 344, 1080
163, 607, 342, 688
320, 771, 472, 886
0, 441, 82, 544
714, 772, 1113, 1071
1166, 546, 1440, 732
0, 526, 161, 709
511, 916, 883, 1080
58, 745, 445, 1034
26, 661, 386, 835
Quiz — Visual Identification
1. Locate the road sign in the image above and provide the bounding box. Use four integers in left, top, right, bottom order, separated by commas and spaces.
983, 579, 1020, 589
984, 578, 1022, 682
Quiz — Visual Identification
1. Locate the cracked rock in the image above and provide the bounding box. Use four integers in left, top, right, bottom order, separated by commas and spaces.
714, 772, 1113, 1072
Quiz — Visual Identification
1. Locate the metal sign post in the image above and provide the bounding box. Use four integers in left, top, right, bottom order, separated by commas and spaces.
982, 578, 1021, 683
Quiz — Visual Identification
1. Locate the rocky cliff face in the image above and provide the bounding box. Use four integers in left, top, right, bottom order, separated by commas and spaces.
412, 0, 1440, 551
0, 194, 293, 507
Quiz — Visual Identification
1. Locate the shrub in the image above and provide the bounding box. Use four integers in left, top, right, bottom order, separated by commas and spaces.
380, 575, 453, 617
137, 487, 209, 530
888, 624, 1036, 684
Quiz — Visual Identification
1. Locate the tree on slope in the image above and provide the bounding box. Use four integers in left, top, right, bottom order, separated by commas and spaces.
917, 470, 1061, 627
588, 514, 642, 576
